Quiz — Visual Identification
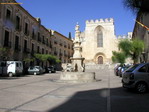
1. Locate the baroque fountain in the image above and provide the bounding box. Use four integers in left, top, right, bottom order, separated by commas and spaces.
60, 23, 96, 83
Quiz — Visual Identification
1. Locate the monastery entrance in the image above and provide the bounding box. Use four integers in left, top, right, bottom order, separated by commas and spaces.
98, 56, 103, 64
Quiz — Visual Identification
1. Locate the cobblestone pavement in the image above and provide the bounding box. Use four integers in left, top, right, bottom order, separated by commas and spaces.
0, 66, 149, 112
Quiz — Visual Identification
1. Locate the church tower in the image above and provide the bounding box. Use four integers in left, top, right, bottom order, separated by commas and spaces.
80, 18, 118, 65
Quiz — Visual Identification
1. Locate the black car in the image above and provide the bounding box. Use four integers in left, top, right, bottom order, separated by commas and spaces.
45, 66, 56, 73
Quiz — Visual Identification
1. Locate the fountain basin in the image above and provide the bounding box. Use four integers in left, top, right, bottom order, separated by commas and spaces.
60, 72, 96, 83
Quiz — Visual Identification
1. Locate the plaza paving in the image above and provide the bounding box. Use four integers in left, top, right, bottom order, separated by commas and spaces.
0, 66, 149, 112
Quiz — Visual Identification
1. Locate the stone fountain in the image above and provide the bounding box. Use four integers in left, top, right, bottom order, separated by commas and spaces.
60, 23, 96, 83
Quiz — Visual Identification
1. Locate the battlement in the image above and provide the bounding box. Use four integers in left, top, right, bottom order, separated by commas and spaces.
86, 18, 114, 24
117, 32, 132, 39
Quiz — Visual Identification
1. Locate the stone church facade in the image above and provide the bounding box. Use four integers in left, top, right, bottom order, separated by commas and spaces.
79, 18, 132, 65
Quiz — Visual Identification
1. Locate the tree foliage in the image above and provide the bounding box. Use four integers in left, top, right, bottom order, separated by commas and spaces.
112, 38, 144, 64
123, 0, 149, 14
112, 51, 126, 64
131, 38, 144, 63
34, 54, 61, 65
118, 39, 132, 56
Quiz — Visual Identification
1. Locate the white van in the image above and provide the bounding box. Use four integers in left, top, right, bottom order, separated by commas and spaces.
0, 61, 23, 77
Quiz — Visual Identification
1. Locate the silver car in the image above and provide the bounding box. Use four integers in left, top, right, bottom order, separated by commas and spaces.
122, 63, 149, 93
28, 66, 44, 75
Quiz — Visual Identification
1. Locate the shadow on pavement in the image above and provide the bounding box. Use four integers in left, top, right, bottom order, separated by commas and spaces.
46, 87, 149, 112
47, 88, 108, 112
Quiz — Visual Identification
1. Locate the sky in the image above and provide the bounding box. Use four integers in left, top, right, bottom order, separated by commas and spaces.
16, 0, 136, 38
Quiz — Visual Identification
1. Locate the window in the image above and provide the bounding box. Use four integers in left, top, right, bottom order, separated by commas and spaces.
4, 30, 9, 47
24, 40, 27, 52
6, 9, 11, 20
46, 38, 48, 45
32, 43, 34, 52
16, 63, 19, 67
15, 36, 19, 50
37, 46, 40, 53
138, 65, 149, 73
16, 16, 20, 30
97, 30, 103, 47
32, 29, 35, 39
126, 64, 139, 72
24, 23, 28, 35
42, 48, 44, 54
38, 32, 40, 41
42, 36, 45, 44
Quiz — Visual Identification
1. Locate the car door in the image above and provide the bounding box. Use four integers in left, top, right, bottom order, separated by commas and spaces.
136, 64, 149, 82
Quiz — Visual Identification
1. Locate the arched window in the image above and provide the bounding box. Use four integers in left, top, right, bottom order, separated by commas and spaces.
97, 30, 103, 47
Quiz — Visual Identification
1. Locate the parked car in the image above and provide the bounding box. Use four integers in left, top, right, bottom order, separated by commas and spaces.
114, 64, 122, 76
119, 65, 131, 77
0, 61, 23, 77
122, 63, 149, 93
28, 66, 44, 75
45, 66, 56, 73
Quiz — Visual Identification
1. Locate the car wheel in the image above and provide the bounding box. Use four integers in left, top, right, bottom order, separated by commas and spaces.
135, 82, 148, 93
34, 72, 37, 75
8, 72, 13, 77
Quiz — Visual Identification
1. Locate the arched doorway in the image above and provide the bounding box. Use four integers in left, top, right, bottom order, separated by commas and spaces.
98, 56, 103, 64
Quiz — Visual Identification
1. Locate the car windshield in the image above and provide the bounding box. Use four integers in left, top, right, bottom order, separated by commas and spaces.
29, 67, 34, 70
126, 64, 139, 72
35, 66, 40, 69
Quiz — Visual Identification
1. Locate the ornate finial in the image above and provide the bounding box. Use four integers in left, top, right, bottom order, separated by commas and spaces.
75, 23, 80, 31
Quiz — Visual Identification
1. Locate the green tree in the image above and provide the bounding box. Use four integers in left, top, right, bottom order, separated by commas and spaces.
0, 47, 12, 60
112, 51, 126, 65
34, 54, 61, 65
112, 38, 144, 64
118, 39, 132, 56
131, 38, 145, 64
123, 0, 149, 14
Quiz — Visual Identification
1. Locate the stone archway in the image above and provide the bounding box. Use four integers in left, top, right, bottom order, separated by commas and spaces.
94, 52, 106, 64
98, 56, 103, 64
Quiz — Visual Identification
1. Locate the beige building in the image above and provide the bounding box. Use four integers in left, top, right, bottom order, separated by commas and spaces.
51, 30, 73, 64
79, 18, 132, 65
132, 12, 149, 62
0, 0, 73, 68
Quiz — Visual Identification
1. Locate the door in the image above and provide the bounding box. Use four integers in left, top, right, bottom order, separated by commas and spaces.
98, 56, 103, 64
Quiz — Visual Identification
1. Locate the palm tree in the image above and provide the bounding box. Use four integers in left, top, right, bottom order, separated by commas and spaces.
123, 0, 149, 14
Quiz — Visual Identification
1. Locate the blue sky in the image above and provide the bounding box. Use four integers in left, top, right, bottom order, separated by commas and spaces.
16, 0, 136, 38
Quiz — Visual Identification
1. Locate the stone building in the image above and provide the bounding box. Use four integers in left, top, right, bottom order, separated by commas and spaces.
0, 0, 73, 67
50, 30, 73, 64
79, 18, 132, 65
132, 12, 149, 63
